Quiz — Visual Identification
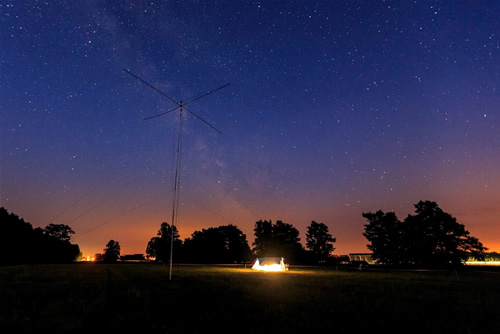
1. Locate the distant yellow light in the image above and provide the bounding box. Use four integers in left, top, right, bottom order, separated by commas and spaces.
466, 261, 500, 266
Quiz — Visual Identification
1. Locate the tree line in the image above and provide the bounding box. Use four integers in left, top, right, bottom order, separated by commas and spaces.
143, 219, 336, 265
1, 200, 489, 268
0, 206, 337, 265
0, 207, 80, 265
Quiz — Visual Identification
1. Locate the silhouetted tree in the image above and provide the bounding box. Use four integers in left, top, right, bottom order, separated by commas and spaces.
184, 227, 226, 263
404, 201, 487, 267
306, 221, 336, 263
218, 225, 252, 263
146, 237, 163, 260
0, 207, 80, 264
43, 224, 75, 242
102, 240, 121, 263
253, 220, 305, 263
363, 201, 487, 268
362, 211, 404, 266
253, 220, 274, 256
1, 207, 35, 264
145, 222, 181, 262
37, 229, 81, 263
183, 224, 252, 263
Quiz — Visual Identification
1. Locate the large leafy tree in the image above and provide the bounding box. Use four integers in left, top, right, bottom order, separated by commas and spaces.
183, 227, 226, 263
218, 225, 252, 263
102, 240, 121, 263
306, 221, 336, 262
404, 201, 487, 267
145, 222, 181, 262
37, 227, 81, 263
43, 224, 75, 242
253, 220, 304, 263
362, 201, 487, 267
183, 224, 251, 264
253, 220, 274, 256
362, 211, 404, 266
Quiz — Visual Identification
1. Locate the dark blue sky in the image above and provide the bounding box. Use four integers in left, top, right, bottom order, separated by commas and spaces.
1, 1, 499, 256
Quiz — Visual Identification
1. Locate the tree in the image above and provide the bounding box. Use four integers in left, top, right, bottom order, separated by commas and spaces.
403, 201, 487, 267
253, 220, 304, 263
183, 228, 226, 263
102, 240, 121, 263
1, 207, 35, 264
218, 225, 252, 263
306, 221, 336, 262
0, 207, 80, 264
183, 224, 252, 263
252, 220, 274, 256
362, 201, 487, 267
43, 224, 75, 242
362, 211, 404, 266
145, 237, 163, 261
36, 226, 81, 263
145, 222, 181, 262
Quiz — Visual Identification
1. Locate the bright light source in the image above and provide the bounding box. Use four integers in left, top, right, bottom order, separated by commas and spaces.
253, 263, 285, 272
251, 257, 287, 272
466, 261, 500, 266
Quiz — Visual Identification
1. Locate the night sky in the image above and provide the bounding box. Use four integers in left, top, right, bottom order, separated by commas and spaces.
1, 1, 499, 257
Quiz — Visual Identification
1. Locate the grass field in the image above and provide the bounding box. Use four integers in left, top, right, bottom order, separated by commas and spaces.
1, 264, 499, 333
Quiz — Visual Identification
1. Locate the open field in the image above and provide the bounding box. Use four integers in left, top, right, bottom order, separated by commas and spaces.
1, 264, 499, 333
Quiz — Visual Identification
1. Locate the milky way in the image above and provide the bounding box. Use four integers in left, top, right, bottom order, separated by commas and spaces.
1, 1, 499, 256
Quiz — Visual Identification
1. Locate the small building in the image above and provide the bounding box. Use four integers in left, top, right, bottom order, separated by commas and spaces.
348, 253, 374, 264
120, 254, 146, 262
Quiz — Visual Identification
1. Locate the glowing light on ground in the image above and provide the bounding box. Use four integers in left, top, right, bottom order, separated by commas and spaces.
251, 257, 288, 272
466, 261, 500, 266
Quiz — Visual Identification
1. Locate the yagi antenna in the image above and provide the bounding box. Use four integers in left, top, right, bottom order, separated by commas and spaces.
123, 68, 227, 133
123, 68, 229, 280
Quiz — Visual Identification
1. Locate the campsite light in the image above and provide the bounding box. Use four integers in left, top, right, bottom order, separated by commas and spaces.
251, 257, 288, 272
253, 263, 285, 272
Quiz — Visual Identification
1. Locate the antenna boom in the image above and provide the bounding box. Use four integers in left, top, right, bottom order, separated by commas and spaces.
144, 105, 180, 120
123, 68, 179, 105
183, 105, 223, 134
184, 83, 230, 106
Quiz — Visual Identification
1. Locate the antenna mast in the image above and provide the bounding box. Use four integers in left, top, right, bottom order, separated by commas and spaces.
123, 69, 229, 280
